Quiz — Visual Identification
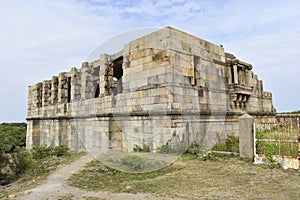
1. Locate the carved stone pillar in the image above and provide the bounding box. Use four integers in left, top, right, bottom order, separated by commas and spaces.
81, 62, 93, 100
51, 76, 58, 105
230, 94, 237, 109
242, 69, 246, 86
248, 71, 253, 87
228, 66, 232, 84
71, 67, 81, 101
237, 94, 243, 108
233, 65, 238, 84
99, 54, 109, 97
42, 80, 51, 107
238, 69, 244, 86
58, 72, 67, 104
242, 95, 248, 109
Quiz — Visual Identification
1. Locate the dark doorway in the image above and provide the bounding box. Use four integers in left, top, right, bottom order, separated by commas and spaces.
112, 56, 123, 94
94, 83, 100, 98
113, 56, 123, 80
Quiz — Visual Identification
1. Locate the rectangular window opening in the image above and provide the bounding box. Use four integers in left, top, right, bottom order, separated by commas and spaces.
67, 77, 71, 103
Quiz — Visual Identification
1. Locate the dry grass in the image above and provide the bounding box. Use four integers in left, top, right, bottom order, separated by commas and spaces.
68, 154, 300, 200
56, 193, 106, 200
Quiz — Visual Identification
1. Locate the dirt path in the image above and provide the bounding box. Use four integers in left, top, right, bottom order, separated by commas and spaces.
17, 153, 183, 200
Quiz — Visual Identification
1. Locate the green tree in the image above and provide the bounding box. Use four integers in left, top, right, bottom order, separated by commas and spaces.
0, 123, 27, 153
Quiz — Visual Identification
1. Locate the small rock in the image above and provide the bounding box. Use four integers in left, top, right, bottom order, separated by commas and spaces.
125, 185, 132, 190
8, 194, 16, 198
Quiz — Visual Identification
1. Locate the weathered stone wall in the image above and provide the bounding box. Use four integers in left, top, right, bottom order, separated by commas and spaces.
26, 27, 275, 152
255, 114, 300, 126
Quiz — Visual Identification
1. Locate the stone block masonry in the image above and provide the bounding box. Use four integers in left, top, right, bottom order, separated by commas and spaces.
26, 27, 276, 152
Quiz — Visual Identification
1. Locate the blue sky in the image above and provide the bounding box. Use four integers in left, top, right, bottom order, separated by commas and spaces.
0, 0, 299, 122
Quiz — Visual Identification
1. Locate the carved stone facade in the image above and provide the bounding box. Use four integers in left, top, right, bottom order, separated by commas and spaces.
26, 27, 275, 152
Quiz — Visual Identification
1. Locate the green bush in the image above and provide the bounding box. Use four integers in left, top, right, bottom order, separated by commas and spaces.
213, 135, 239, 153
0, 145, 69, 184
186, 141, 202, 155
0, 153, 10, 181
31, 145, 70, 159
225, 135, 239, 153
133, 144, 150, 152
212, 143, 227, 152
9, 145, 70, 178
53, 145, 70, 157
0, 153, 8, 169
11, 150, 35, 177
0, 123, 27, 183
0, 123, 26, 153
120, 155, 146, 171
31, 145, 54, 159
157, 141, 187, 154
185, 142, 215, 160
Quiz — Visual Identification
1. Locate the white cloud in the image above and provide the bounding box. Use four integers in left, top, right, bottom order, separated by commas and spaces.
0, 0, 299, 122
0, 0, 117, 121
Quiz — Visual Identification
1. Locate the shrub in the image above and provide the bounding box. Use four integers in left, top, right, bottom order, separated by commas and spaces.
53, 145, 70, 157
31, 145, 70, 159
157, 141, 187, 154
0, 153, 10, 181
120, 155, 146, 171
11, 150, 35, 177
186, 141, 201, 155
185, 142, 215, 160
212, 143, 227, 152
213, 135, 239, 153
31, 145, 54, 159
1, 143, 71, 185
0, 123, 27, 183
225, 135, 239, 153
133, 144, 150, 152
0, 123, 26, 153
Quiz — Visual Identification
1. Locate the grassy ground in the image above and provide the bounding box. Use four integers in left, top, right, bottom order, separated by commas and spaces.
68, 154, 300, 200
97, 150, 181, 173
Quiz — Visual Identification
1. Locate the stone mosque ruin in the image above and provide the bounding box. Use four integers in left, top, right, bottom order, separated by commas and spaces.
26, 27, 275, 152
